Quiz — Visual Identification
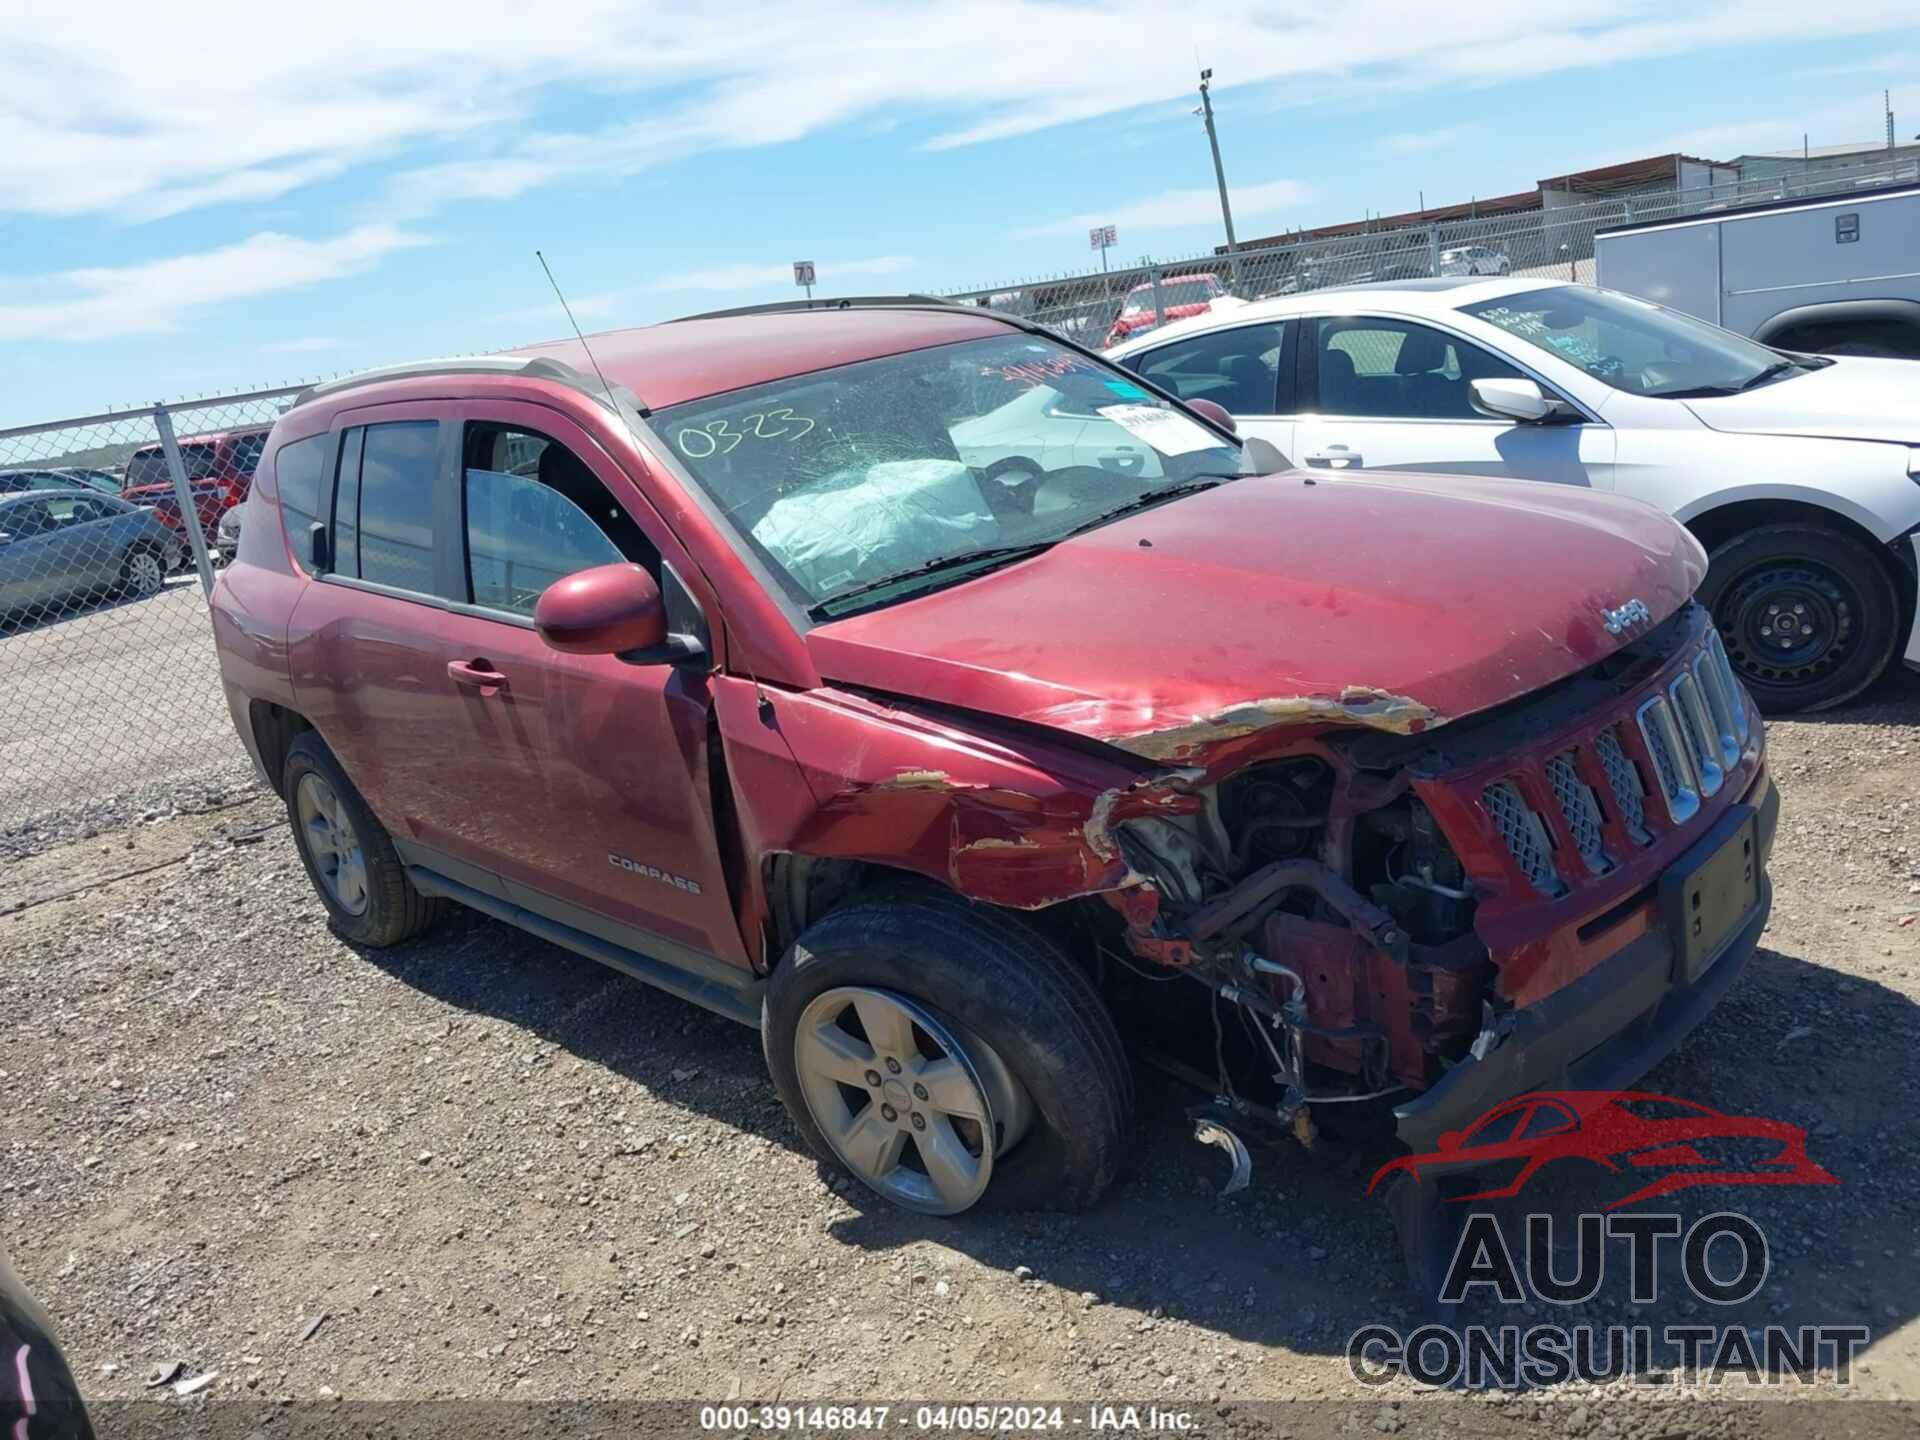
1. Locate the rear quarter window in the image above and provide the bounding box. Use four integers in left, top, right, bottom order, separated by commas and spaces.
273, 434, 329, 575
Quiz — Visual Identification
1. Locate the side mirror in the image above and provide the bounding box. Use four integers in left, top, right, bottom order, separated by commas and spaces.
536, 563, 668, 656
1469, 377, 1572, 424
1186, 398, 1237, 434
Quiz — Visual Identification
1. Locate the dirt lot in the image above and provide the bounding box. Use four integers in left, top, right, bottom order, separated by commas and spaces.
3, 673, 1919, 1436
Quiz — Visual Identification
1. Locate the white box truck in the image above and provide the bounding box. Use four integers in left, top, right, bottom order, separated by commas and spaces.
1595, 178, 1920, 358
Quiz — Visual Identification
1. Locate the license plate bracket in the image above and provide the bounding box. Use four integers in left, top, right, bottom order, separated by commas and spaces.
1660, 805, 1758, 984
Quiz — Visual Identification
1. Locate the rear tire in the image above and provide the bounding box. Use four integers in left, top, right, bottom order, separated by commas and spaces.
1697, 523, 1900, 713
282, 732, 443, 947
764, 887, 1133, 1214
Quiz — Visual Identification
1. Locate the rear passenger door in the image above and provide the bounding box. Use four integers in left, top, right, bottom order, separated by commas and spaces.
1287, 315, 1614, 487
1124, 320, 1293, 458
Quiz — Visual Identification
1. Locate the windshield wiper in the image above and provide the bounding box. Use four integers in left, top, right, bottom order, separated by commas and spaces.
808, 542, 1057, 619
1067, 476, 1234, 535
1652, 360, 1801, 400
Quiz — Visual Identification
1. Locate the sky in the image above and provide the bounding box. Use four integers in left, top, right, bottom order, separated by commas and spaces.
1, 1, 1917, 425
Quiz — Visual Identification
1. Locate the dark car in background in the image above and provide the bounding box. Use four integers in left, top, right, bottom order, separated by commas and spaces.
0, 488, 185, 621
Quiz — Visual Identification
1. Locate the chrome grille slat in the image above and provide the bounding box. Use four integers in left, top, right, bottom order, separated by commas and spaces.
1635, 694, 1701, 825
1483, 780, 1567, 897
1593, 727, 1650, 844
1705, 628, 1750, 744
1670, 673, 1724, 798
1692, 651, 1741, 769
1544, 752, 1611, 874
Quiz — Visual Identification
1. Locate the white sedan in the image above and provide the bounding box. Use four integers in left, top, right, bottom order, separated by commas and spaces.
1108, 277, 1920, 713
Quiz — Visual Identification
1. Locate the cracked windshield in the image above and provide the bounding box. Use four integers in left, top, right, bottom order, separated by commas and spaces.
659, 333, 1244, 616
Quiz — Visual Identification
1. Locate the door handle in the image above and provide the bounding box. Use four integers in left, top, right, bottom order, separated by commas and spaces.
1303, 447, 1362, 469
447, 658, 509, 696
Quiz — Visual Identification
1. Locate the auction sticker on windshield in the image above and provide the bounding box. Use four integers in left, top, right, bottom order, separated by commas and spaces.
1097, 403, 1218, 456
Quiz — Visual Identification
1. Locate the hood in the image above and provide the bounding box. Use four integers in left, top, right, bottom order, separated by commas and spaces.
805, 470, 1704, 764
1684, 357, 1920, 444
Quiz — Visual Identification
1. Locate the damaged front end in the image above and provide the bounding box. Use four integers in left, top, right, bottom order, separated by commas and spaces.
1098, 603, 1773, 1152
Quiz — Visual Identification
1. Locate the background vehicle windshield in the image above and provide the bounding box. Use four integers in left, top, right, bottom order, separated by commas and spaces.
1124, 280, 1215, 313
659, 333, 1243, 614
1459, 286, 1793, 397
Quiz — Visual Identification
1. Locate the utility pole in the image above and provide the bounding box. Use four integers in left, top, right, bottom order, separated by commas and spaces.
1197, 69, 1242, 295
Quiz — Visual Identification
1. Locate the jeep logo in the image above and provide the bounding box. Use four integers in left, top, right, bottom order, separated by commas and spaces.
1600, 598, 1652, 635
608, 852, 703, 894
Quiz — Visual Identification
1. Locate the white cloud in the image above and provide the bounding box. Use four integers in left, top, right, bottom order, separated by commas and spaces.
262, 336, 347, 353
1382, 124, 1478, 154
8, 1, 1917, 229
1661, 83, 1919, 161
1022, 180, 1311, 238
0, 226, 429, 342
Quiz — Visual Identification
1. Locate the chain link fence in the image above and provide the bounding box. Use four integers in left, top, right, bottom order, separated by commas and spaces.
0, 389, 303, 859
942, 152, 1920, 343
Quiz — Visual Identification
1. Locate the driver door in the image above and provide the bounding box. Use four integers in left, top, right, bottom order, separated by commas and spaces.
1288, 315, 1614, 488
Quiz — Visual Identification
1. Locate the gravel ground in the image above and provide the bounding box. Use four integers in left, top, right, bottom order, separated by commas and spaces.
3, 671, 1918, 1437
0, 575, 259, 861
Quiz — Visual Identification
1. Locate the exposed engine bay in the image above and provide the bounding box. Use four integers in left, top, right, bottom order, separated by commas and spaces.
1097, 608, 1712, 1145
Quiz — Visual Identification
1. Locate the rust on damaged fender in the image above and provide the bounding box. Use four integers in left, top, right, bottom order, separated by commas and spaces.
1108, 687, 1439, 763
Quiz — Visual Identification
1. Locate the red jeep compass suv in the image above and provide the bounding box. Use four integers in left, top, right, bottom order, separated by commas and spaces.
210, 299, 1774, 1224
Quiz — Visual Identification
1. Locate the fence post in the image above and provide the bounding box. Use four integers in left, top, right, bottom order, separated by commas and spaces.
1426, 225, 1440, 277
153, 403, 217, 600
1148, 260, 1165, 327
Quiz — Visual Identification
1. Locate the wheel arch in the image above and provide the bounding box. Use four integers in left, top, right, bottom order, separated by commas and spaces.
247, 700, 314, 798
761, 851, 1102, 971
1754, 298, 1920, 356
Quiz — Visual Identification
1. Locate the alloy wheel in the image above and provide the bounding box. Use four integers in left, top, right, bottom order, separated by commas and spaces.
127, 551, 164, 597
295, 773, 370, 916
792, 986, 1033, 1215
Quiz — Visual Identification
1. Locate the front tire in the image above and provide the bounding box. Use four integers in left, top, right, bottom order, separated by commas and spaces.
283, 732, 442, 947
765, 888, 1133, 1215
1697, 523, 1901, 713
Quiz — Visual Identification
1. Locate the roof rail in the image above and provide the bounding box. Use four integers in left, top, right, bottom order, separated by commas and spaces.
293, 355, 606, 408
666, 294, 962, 324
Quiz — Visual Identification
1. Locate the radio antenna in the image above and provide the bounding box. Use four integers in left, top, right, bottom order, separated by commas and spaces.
536, 249, 648, 416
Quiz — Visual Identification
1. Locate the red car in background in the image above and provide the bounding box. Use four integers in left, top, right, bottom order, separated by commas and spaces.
122, 427, 270, 556
1104, 272, 1233, 346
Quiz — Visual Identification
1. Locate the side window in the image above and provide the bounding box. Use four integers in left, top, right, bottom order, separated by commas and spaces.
273, 434, 328, 576
1135, 322, 1286, 413
1463, 1107, 1528, 1148
2, 500, 50, 538
356, 422, 439, 594
229, 432, 267, 476
1311, 318, 1526, 420
461, 426, 660, 617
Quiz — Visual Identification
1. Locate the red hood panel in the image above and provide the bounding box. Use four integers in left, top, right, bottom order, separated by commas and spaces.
805, 471, 1704, 762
